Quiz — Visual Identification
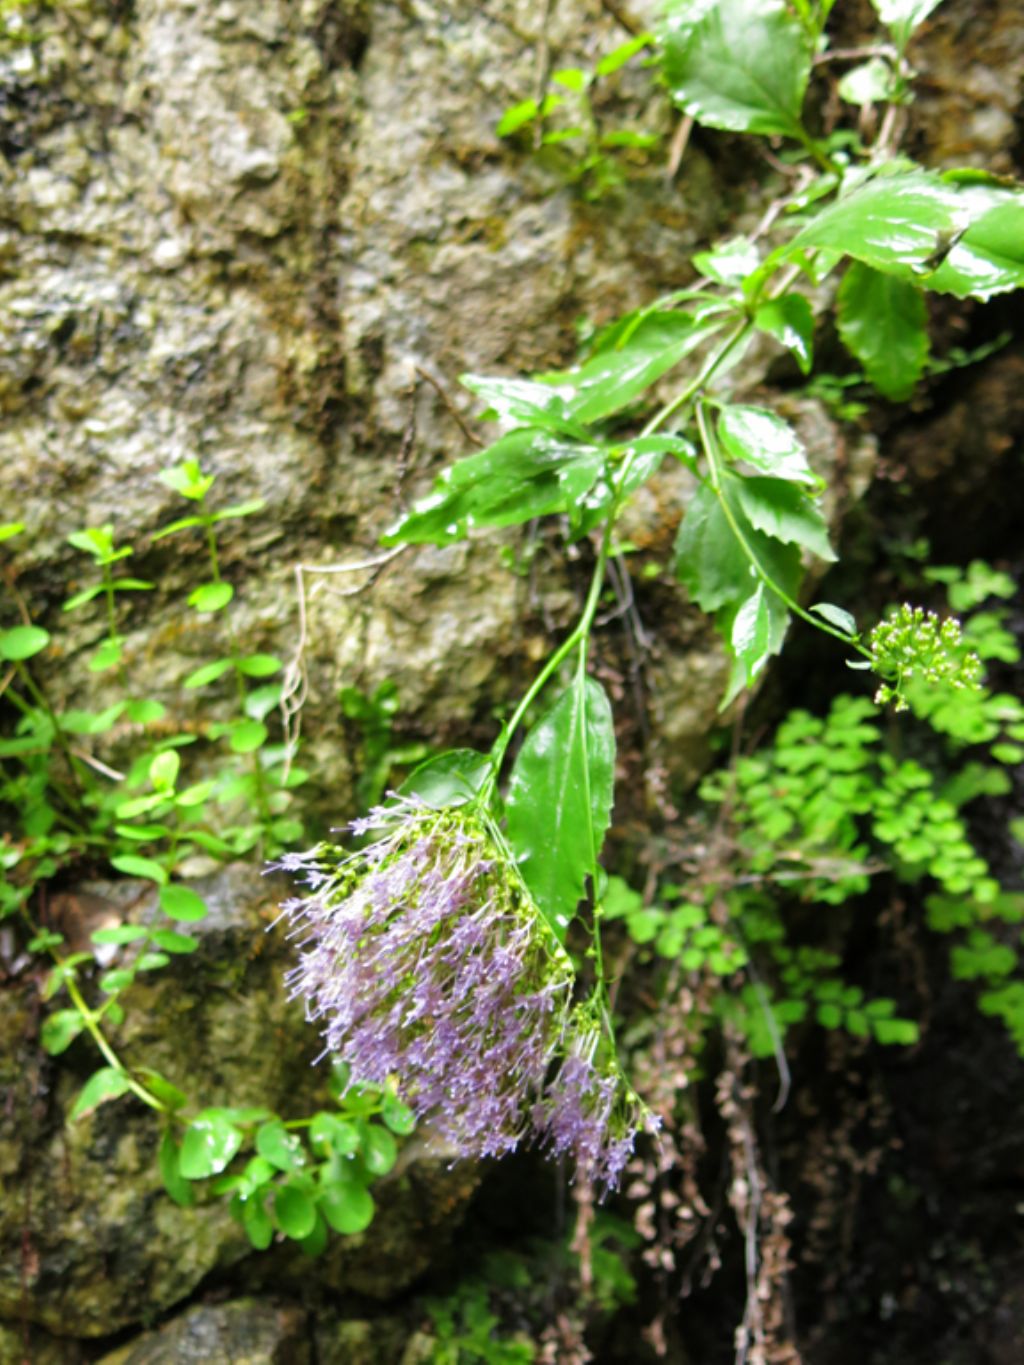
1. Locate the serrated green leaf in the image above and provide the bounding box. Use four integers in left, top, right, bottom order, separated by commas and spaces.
158, 883, 208, 922
506, 672, 615, 939
69, 1066, 133, 1121
319, 1181, 375, 1235
179, 1112, 243, 1178
787, 165, 961, 273
381, 429, 607, 548
836, 261, 929, 400
0, 625, 50, 661
41, 1009, 86, 1055
753, 294, 814, 373
717, 406, 818, 485
188, 582, 234, 613
661, 0, 812, 139
733, 476, 836, 562
111, 854, 168, 884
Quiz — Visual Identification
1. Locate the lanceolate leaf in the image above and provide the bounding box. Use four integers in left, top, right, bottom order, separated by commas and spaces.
536, 311, 725, 425
660, 0, 813, 140
506, 672, 616, 940
381, 429, 607, 547
836, 261, 929, 401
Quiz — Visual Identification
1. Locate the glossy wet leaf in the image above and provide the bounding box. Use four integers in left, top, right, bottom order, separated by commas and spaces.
360, 1123, 398, 1176
924, 195, 1024, 300
68, 1066, 133, 1121
716, 405, 818, 485
786, 165, 960, 273
536, 311, 724, 425
256, 1118, 306, 1172
381, 429, 607, 547
733, 476, 836, 562
836, 261, 929, 400
381, 1092, 416, 1136
398, 749, 490, 808
870, 0, 942, 49
661, 0, 812, 139
506, 672, 615, 939
460, 374, 587, 439
753, 294, 814, 373
179, 1112, 243, 1179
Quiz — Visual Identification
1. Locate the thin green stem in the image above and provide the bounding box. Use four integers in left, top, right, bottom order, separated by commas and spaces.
62, 971, 167, 1113
15, 661, 84, 802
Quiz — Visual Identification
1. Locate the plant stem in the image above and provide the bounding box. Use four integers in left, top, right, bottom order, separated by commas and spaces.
62, 970, 167, 1113
15, 662, 84, 802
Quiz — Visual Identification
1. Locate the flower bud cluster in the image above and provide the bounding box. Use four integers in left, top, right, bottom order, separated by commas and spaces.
867, 604, 982, 711
271, 797, 647, 1190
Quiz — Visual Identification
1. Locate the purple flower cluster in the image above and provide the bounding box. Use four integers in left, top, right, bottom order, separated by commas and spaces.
271, 797, 647, 1189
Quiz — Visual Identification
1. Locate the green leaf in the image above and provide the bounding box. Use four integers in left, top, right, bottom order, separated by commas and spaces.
184, 659, 234, 689
111, 854, 168, 884
179, 1113, 243, 1178
100, 967, 136, 993
870, 0, 942, 49
149, 927, 200, 954
63, 584, 105, 611
68, 1066, 133, 1121
91, 924, 148, 945
381, 429, 607, 548
595, 32, 652, 76
149, 749, 180, 791
398, 749, 491, 808
461, 374, 588, 439
924, 195, 1024, 300
159, 1130, 196, 1206
811, 602, 857, 636
237, 1194, 275, 1249
136, 951, 170, 971
873, 1017, 920, 1045
158, 883, 209, 922
381, 1093, 416, 1136
41, 1009, 86, 1055
151, 514, 207, 541
716, 406, 818, 485
837, 56, 896, 106
674, 482, 755, 613
496, 99, 542, 137
310, 1113, 361, 1157
786, 165, 961, 274
88, 640, 123, 673
227, 719, 268, 754
188, 582, 234, 613
660, 0, 812, 139
159, 460, 214, 501
274, 1182, 318, 1240
213, 499, 265, 522
125, 698, 167, 724
537, 311, 722, 426
836, 261, 929, 401
0, 522, 24, 542
693, 236, 761, 286
731, 583, 781, 688
237, 654, 282, 677
733, 476, 836, 562
256, 1119, 306, 1172
753, 294, 814, 373
0, 625, 50, 661
136, 1067, 189, 1110
360, 1123, 398, 1176
506, 672, 616, 939
319, 1180, 375, 1236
